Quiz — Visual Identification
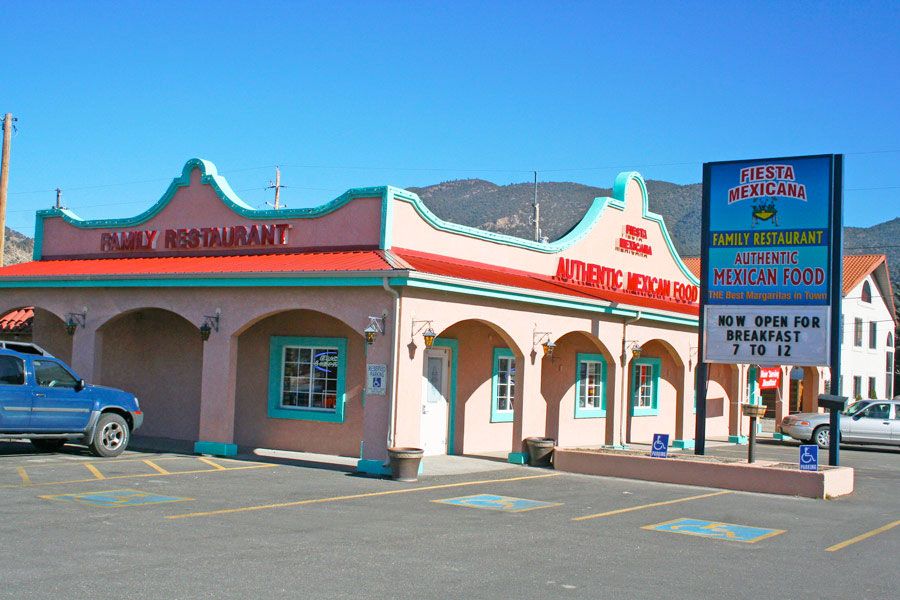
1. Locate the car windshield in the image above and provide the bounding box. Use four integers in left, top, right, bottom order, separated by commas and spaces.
844, 401, 871, 416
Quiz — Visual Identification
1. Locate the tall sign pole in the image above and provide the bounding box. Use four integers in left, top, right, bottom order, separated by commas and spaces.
827, 155, 844, 466
0, 113, 13, 267
699, 154, 843, 463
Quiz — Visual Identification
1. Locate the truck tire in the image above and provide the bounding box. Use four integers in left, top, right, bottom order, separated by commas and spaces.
89, 413, 130, 457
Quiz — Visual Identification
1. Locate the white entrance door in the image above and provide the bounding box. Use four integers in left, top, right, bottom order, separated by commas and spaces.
421, 349, 449, 456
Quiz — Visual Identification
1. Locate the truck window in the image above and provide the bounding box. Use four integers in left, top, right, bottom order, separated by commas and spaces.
33, 361, 79, 389
0, 356, 25, 385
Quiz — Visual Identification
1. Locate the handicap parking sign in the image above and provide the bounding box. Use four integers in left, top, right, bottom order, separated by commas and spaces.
799, 444, 818, 471
650, 433, 669, 458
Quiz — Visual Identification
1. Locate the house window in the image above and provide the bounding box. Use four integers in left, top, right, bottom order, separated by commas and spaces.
491, 348, 515, 423
631, 357, 660, 416
869, 322, 877, 350
886, 354, 893, 398
268, 336, 347, 422
853, 376, 862, 399
854, 318, 863, 347
868, 377, 877, 399
861, 281, 872, 303
575, 353, 606, 418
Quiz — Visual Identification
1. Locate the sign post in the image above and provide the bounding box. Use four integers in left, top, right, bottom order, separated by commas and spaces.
698, 155, 843, 463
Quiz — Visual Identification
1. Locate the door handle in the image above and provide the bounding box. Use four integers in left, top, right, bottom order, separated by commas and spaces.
34, 393, 46, 397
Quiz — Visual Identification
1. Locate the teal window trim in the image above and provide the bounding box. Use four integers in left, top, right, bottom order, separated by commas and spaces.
491, 347, 515, 423
268, 336, 347, 423
432, 337, 458, 455
575, 353, 607, 418
631, 357, 661, 417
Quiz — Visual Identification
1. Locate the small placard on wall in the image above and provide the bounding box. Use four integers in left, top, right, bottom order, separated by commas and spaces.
366, 364, 387, 395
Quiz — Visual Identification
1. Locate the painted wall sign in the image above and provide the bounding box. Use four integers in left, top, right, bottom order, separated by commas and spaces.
757, 367, 782, 390
554, 258, 699, 304
99, 223, 291, 252
366, 364, 387, 395
701, 154, 841, 366
616, 224, 652, 257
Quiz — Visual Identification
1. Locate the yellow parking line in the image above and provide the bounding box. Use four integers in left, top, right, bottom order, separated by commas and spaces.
572, 490, 733, 521
196, 457, 227, 470
83, 463, 106, 480
17, 467, 30, 485
826, 519, 900, 552
143, 460, 171, 475
0, 463, 277, 489
168, 472, 562, 520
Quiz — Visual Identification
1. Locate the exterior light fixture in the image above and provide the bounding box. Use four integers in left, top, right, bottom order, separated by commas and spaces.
65, 308, 87, 336
533, 327, 554, 359
542, 339, 556, 358
365, 314, 386, 345
630, 343, 643, 360
412, 319, 437, 348
199, 309, 221, 342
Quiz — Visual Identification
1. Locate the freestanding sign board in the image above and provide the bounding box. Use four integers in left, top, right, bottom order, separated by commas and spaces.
701, 155, 842, 367
695, 154, 843, 458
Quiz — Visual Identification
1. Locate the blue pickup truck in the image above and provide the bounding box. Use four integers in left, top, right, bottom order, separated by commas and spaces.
0, 345, 142, 457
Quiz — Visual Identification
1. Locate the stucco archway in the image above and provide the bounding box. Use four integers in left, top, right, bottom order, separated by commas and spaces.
626, 338, 685, 444
232, 308, 366, 456
542, 331, 616, 448
96, 308, 203, 443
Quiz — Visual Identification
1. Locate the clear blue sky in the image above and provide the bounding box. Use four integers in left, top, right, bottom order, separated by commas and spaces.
3, 0, 898, 237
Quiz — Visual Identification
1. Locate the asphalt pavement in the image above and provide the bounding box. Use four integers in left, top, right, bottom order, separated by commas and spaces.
0, 439, 897, 600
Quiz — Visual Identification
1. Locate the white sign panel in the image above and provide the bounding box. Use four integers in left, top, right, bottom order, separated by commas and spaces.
366, 364, 387, 395
704, 305, 830, 366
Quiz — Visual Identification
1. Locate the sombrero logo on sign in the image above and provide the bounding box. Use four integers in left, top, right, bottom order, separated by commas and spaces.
701, 155, 839, 367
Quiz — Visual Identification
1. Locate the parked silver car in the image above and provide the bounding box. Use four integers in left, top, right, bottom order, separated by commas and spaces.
780, 399, 900, 449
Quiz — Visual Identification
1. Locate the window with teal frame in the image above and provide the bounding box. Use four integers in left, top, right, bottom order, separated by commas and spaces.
575, 353, 606, 418
268, 336, 347, 422
631, 357, 660, 416
491, 348, 515, 423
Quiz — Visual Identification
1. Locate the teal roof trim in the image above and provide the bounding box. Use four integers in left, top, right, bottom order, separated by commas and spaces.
612, 171, 699, 285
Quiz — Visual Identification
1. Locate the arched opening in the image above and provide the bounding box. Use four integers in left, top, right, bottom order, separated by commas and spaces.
434, 319, 521, 457
0, 306, 72, 362
861, 281, 872, 303
232, 309, 365, 456
626, 339, 684, 445
541, 331, 616, 448
788, 366, 820, 412
97, 308, 202, 443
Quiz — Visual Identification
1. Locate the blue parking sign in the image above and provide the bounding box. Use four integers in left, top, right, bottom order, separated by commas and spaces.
799, 444, 818, 471
651, 434, 669, 458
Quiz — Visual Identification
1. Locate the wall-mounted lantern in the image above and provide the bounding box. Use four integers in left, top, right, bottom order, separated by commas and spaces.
199, 309, 221, 342
533, 327, 555, 359
412, 319, 436, 348
65, 308, 87, 336
365, 314, 386, 345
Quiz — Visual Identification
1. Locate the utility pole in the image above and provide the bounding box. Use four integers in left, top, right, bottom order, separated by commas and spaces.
55, 188, 63, 210
266, 166, 285, 209
0, 113, 14, 267
532, 170, 540, 242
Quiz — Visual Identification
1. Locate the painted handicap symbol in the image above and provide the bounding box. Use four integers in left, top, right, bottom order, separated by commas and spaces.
653, 438, 667, 452
41, 489, 192, 508
643, 518, 785, 543
799, 444, 819, 471
435, 493, 560, 513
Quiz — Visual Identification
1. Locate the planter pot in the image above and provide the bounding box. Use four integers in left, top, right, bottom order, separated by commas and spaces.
387, 447, 424, 482
741, 403, 767, 419
525, 437, 555, 467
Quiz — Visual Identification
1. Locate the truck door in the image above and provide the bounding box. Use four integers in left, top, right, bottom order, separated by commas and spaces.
30, 359, 93, 432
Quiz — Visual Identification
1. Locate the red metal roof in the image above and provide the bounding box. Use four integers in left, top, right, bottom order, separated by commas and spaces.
0, 307, 33, 332
0, 251, 396, 278
682, 254, 888, 296
394, 248, 699, 316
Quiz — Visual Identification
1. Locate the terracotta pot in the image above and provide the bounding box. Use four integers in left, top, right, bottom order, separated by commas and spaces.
525, 437, 555, 467
387, 447, 424, 482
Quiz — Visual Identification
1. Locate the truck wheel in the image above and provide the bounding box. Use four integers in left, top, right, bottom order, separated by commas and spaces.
30, 439, 66, 452
89, 413, 130, 457
812, 426, 830, 449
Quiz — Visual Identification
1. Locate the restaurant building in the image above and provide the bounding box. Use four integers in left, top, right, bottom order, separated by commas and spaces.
0, 158, 787, 472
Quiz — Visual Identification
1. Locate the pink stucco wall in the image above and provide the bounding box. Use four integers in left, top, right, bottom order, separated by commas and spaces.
98, 309, 203, 442
542, 331, 616, 448
706, 363, 736, 439
442, 320, 514, 455
31, 308, 73, 364
39, 166, 383, 259
233, 310, 365, 457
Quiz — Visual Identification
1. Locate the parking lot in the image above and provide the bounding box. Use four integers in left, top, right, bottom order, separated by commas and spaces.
1, 439, 897, 600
